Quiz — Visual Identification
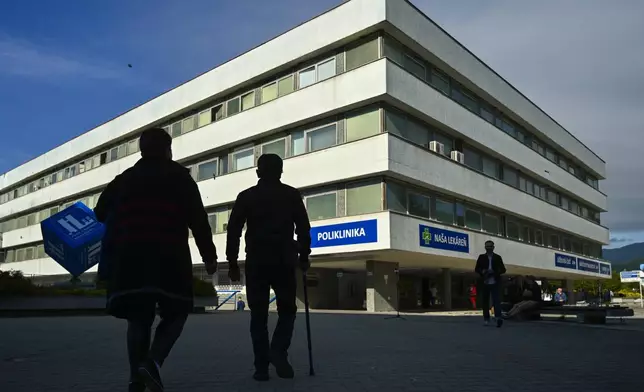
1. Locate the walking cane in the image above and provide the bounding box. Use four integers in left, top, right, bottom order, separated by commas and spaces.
302, 270, 315, 376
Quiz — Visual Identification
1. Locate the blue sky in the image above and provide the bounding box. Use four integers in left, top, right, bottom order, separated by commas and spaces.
1, 0, 643, 248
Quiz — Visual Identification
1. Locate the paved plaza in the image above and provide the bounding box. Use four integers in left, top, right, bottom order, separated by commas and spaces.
1, 311, 642, 391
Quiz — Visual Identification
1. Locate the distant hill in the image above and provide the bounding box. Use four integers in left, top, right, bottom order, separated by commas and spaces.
603, 242, 644, 266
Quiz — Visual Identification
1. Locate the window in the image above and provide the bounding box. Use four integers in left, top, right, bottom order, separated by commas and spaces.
483, 213, 500, 235
572, 240, 582, 254
5, 250, 15, 263
506, 220, 520, 240
346, 181, 381, 215
241, 91, 255, 111
261, 83, 278, 103
291, 131, 306, 156
558, 158, 568, 171
482, 157, 499, 179
430, 69, 450, 95
198, 110, 212, 128
386, 182, 407, 213
562, 237, 572, 252
386, 110, 428, 146
99, 152, 108, 165
307, 124, 337, 152
546, 189, 559, 205
532, 140, 545, 156
306, 193, 337, 221
182, 116, 196, 134
213, 105, 224, 121
25, 247, 34, 260
128, 139, 139, 154
171, 122, 182, 138
568, 165, 576, 176
231, 148, 254, 171
465, 209, 482, 230
569, 200, 579, 215
117, 144, 127, 159
463, 147, 482, 171
502, 166, 518, 187
433, 133, 453, 156
346, 108, 380, 142
534, 230, 544, 246
435, 199, 454, 224
214, 208, 229, 233
408, 193, 430, 218
534, 184, 545, 199
298, 66, 316, 88
545, 148, 556, 162
227, 97, 240, 116
261, 139, 286, 159
278, 75, 294, 96
560, 196, 570, 211
346, 38, 379, 71
317, 58, 336, 82
498, 118, 516, 137
549, 233, 560, 249
403, 54, 425, 79
207, 214, 217, 235
480, 105, 495, 124
27, 213, 37, 226
16, 248, 26, 262
197, 160, 218, 181
522, 226, 533, 243
455, 203, 465, 226
383, 37, 403, 64
452, 85, 478, 113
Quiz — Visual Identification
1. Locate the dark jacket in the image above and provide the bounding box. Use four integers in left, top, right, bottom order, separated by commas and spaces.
474, 252, 506, 286
94, 157, 217, 303
226, 178, 311, 265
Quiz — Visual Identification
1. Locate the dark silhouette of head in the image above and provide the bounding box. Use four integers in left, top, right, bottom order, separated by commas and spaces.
139, 128, 172, 159
256, 153, 283, 180
484, 240, 495, 254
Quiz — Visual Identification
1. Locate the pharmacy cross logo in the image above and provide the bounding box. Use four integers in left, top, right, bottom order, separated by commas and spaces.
422, 228, 432, 245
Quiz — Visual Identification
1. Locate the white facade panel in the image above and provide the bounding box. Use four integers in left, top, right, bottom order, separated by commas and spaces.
0, 60, 389, 221
0, 0, 388, 190
384, 0, 606, 178
387, 135, 610, 244
389, 213, 608, 279
385, 62, 607, 211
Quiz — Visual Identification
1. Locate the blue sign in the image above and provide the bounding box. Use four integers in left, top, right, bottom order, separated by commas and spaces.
577, 257, 600, 273
554, 253, 577, 270
310, 219, 377, 248
40, 202, 105, 277
620, 271, 639, 280
419, 225, 469, 253
599, 263, 611, 276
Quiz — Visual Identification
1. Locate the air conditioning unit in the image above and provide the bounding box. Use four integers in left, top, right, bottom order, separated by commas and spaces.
451, 150, 465, 164
429, 141, 444, 155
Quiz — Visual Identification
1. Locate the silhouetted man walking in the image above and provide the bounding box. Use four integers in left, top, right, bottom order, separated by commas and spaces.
474, 240, 506, 328
226, 153, 311, 381
95, 128, 217, 392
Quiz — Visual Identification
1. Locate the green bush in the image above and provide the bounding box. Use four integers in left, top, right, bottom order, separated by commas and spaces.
193, 277, 216, 297
0, 270, 40, 297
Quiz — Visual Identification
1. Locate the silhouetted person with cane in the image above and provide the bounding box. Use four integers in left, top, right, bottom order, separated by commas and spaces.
94, 128, 218, 392
226, 153, 311, 381
475, 240, 506, 328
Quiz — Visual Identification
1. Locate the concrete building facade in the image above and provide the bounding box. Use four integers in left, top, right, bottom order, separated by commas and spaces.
0, 0, 610, 311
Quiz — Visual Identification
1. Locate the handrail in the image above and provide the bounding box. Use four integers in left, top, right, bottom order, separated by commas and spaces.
215, 290, 240, 311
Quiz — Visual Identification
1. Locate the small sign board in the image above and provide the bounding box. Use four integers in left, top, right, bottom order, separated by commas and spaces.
40, 202, 105, 278
619, 270, 643, 283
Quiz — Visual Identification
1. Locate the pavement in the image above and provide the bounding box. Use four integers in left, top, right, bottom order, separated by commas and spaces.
0, 311, 642, 392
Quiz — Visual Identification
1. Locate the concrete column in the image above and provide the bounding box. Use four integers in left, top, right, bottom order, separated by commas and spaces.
565, 279, 575, 303
441, 268, 452, 310
366, 260, 399, 312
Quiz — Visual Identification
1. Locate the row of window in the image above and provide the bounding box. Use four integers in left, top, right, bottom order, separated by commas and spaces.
1, 180, 382, 263
385, 180, 602, 259
0, 175, 604, 264
0, 36, 380, 206
382, 34, 601, 191
384, 107, 601, 224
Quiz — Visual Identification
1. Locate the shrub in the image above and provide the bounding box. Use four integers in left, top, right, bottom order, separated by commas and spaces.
193, 277, 216, 297
0, 270, 40, 297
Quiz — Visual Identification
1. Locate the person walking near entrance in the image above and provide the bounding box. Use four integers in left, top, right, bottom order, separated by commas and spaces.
226, 153, 312, 381
474, 240, 506, 327
94, 128, 218, 392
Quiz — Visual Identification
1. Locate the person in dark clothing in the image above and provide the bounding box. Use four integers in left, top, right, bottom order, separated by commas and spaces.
505, 276, 543, 320
474, 240, 506, 328
225, 153, 311, 382
94, 128, 218, 392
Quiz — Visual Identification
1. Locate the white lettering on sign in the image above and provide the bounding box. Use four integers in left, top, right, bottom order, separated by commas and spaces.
578, 260, 598, 270
317, 227, 366, 241
432, 232, 468, 247
58, 214, 95, 234
46, 240, 65, 260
